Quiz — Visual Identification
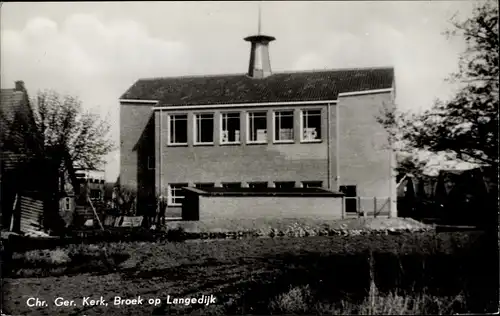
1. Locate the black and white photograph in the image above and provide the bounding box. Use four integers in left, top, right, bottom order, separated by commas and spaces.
1, 1, 498, 315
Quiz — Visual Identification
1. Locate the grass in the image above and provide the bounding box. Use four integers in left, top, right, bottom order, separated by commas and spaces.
2, 230, 497, 315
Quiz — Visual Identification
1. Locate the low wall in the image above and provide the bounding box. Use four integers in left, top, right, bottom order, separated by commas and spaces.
197, 196, 343, 220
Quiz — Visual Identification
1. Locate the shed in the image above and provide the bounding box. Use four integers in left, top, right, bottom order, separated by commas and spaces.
181, 187, 345, 221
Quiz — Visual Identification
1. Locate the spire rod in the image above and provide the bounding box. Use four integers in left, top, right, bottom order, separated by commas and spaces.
257, 1, 262, 35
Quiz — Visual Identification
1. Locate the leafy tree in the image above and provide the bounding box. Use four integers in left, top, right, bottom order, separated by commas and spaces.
378, 0, 499, 178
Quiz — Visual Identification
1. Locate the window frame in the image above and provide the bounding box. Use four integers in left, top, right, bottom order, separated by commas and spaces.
302, 181, 323, 188
220, 112, 241, 145
300, 109, 323, 143
167, 113, 188, 146
167, 183, 188, 206
273, 110, 295, 144
246, 111, 268, 144
193, 113, 215, 145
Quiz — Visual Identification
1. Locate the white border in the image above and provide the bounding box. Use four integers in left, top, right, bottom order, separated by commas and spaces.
220, 111, 241, 145
193, 113, 215, 146
300, 108, 323, 143
153, 99, 338, 111
246, 111, 268, 144
167, 113, 188, 146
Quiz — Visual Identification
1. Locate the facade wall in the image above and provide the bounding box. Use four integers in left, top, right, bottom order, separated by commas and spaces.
119, 103, 156, 215
155, 104, 337, 215
337, 92, 397, 216
197, 195, 343, 220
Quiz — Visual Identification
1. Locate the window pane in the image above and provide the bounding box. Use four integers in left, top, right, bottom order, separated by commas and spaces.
249, 112, 267, 142
170, 115, 188, 144
302, 110, 321, 141
275, 111, 294, 141
169, 183, 188, 205
196, 114, 214, 143
195, 183, 215, 190
222, 113, 240, 143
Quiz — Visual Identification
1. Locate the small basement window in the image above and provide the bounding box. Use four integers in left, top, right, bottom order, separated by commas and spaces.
168, 183, 188, 206
221, 182, 242, 189
274, 181, 296, 189
248, 182, 268, 189
195, 183, 215, 190
302, 181, 323, 188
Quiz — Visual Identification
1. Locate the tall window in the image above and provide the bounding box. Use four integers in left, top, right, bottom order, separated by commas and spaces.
247, 112, 267, 143
194, 113, 214, 144
302, 181, 323, 188
274, 111, 294, 142
221, 112, 241, 144
275, 181, 296, 189
168, 114, 188, 145
168, 183, 188, 206
301, 110, 322, 142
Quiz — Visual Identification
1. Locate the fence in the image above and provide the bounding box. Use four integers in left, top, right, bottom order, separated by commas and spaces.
342, 196, 391, 218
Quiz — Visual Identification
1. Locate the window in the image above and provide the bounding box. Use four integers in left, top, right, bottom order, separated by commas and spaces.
274, 111, 294, 142
221, 112, 241, 144
247, 112, 267, 143
301, 110, 322, 142
195, 183, 215, 190
168, 183, 188, 206
248, 182, 268, 189
339, 185, 357, 213
275, 181, 296, 189
90, 189, 101, 200
147, 156, 155, 170
302, 181, 323, 188
222, 182, 242, 189
194, 113, 214, 144
168, 114, 188, 145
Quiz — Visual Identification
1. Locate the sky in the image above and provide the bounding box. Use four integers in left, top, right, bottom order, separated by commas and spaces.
1, 1, 481, 181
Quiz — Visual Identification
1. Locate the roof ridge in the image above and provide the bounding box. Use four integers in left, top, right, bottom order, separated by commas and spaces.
136, 66, 394, 82
275, 65, 394, 74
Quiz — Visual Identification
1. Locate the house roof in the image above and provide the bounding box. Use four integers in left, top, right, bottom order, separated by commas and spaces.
1, 88, 25, 127
120, 67, 394, 106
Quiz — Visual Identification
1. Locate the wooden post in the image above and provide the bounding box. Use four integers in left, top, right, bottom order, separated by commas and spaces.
358, 196, 364, 218
373, 197, 377, 218
88, 197, 104, 230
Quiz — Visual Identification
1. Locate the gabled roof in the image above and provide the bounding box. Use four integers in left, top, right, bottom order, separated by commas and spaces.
120, 67, 394, 106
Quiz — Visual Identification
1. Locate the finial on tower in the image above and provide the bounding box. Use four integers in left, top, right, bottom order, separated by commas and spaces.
257, 1, 262, 35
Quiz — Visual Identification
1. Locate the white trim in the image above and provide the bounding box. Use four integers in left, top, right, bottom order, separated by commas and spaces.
272, 110, 295, 143
167, 113, 188, 146
220, 111, 242, 145
246, 111, 268, 144
193, 113, 215, 145
300, 109, 323, 143
153, 99, 338, 111
120, 99, 159, 104
338, 88, 393, 97
167, 184, 187, 207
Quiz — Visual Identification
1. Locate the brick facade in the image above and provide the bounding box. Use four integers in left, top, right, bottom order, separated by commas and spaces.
119, 90, 397, 218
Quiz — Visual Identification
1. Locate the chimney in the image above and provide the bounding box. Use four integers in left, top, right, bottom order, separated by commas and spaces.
15, 80, 25, 92
245, 35, 275, 79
